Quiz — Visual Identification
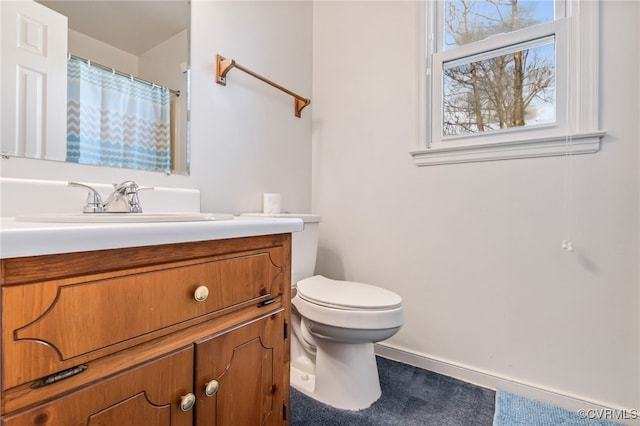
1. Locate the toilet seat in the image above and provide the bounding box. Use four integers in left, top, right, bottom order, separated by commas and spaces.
293, 275, 404, 330
297, 275, 402, 311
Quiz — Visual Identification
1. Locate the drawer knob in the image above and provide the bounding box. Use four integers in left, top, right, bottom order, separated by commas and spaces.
205, 379, 219, 397
180, 393, 197, 411
193, 286, 209, 302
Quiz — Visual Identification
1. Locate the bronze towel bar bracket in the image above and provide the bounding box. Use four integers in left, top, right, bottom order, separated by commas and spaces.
216, 54, 310, 118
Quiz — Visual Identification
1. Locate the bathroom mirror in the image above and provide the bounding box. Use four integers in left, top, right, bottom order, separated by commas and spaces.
2, 0, 190, 175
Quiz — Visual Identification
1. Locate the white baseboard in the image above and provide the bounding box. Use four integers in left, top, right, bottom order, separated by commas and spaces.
375, 343, 639, 426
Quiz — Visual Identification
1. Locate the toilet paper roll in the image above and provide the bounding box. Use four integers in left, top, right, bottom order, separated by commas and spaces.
263, 193, 282, 214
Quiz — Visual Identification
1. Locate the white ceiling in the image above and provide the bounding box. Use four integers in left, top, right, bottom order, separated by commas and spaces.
38, 0, 189, 56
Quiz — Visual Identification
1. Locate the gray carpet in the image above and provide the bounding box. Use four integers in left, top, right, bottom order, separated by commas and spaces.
290, 356, 495, 425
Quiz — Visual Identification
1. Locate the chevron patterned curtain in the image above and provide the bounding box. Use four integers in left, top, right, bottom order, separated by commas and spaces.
66, 57, 171, 173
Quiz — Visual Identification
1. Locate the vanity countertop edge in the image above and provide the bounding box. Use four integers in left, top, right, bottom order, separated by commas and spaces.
0, 216, 303, 259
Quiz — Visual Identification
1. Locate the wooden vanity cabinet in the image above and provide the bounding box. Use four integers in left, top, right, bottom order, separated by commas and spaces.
0, 234, 292, 426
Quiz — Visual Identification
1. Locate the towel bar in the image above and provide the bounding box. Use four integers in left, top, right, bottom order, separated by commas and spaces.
216, 54, 310, 117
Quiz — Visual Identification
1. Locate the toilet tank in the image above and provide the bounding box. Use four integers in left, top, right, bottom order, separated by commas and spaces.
240, 213, 321, 285
290, 214, 321, 285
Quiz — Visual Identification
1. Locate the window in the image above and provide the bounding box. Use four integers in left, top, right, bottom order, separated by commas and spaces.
412, 0, 604, 166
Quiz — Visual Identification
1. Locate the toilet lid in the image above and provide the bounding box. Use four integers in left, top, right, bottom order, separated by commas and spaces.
296, 275, 402, 310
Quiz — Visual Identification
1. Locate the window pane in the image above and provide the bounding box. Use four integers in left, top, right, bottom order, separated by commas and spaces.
442, 40, 555, 136
444, 0, 555, 50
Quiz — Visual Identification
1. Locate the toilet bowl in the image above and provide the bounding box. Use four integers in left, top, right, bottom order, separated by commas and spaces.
240, 213, 404, 410
291, 275, 403, 410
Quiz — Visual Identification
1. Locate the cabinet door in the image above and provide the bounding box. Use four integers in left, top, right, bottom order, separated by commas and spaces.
195, 311, 286, 426
0, 0, 67, 159
2, 346, 194, 426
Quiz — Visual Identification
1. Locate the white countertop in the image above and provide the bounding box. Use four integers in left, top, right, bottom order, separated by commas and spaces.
0, 216, 303, 259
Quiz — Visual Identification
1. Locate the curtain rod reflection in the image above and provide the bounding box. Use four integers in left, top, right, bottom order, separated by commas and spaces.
68, 53, 180, 97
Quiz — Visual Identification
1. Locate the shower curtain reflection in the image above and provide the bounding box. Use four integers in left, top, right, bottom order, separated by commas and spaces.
66, 57, 172, 173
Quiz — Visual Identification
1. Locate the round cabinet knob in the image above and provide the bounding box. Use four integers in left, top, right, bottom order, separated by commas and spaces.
193, 285, 209, 302
179, 393, 196, 411
205, 379, 219, 397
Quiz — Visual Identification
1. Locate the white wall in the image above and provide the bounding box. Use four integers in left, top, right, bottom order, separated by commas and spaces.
140, 29, 188, 91
1, 1, 313, 216
189, 0, 313, 214
68, 29, 139, 75
312, 0, 639, 414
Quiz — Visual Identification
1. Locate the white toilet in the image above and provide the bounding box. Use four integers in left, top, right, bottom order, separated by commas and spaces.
242, 213, 404, 410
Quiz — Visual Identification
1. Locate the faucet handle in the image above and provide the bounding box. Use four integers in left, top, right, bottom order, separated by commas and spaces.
132, 186, 155, 213
128, 191, 143, 213
68, 182, 104, 213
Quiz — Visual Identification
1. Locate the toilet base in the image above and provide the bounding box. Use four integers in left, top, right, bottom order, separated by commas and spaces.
290, 340, 382, 411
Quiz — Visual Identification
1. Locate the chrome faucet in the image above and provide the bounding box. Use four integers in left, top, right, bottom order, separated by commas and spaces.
69, 181, 145, 213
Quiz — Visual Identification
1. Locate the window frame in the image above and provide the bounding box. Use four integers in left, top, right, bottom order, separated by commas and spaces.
411, 0, 604, 166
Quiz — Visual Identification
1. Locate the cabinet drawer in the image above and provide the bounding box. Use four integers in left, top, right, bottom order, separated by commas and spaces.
1, 346, 194, 426
2, 251, 284, 390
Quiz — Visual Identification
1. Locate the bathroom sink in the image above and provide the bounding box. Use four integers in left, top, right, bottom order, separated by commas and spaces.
15, 212, 235, 223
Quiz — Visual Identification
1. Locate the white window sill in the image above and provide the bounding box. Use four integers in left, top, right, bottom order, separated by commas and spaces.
410, 131, 606, 166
